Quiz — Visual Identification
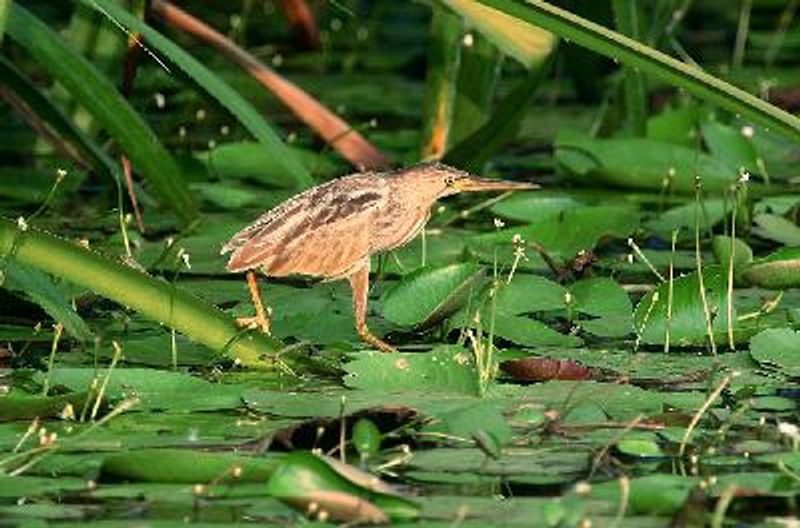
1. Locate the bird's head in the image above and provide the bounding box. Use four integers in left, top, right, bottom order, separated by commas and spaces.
401, 162, 539, 198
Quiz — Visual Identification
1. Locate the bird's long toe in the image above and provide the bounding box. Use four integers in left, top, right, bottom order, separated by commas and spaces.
358, 327, 397, 353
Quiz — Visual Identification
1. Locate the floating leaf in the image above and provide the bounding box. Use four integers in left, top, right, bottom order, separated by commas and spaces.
741, 247, 800, 289
344, 346, 479, 395
634, 267, 737, 346
266, 451, 419, 523
0, 391, 89, 421
99, 449, 279, 483
646, 105, 700, 146
750, 328, 800, 376
381, 262, 485, 327
752, 214, 800, 246
500, 357, 594, 382
556, 131, 737, 193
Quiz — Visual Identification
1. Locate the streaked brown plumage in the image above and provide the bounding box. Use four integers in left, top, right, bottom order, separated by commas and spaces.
222, 162, 538, 352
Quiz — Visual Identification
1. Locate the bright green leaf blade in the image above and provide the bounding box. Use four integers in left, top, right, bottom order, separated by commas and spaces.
381, 262, 485, 327
99, 449, 279, 483
569, 277, 632, 318
85, 0, 312, 189
496, 274, 568, 315
752, 214, 800, 246
475, 0, 800, 144
441, 0, 555, 68
0, 219, 281, 368
702, 121, 759, 173
352, 419, 382, 458
5, 3, 196, 222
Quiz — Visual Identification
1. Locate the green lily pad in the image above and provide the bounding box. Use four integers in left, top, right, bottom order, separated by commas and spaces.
381, 262, 485, 327
750, 328, 800, 376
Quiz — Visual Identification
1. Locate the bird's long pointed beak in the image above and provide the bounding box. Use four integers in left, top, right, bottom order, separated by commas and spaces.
455, 177, 540, 193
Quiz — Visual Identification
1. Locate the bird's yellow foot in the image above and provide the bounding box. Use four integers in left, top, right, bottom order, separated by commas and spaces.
358, 326, 396, 353
236, 314, 271, 335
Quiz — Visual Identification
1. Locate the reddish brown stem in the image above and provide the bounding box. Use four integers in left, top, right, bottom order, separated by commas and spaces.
150, 0, 391, 171
278, 0, 320, 49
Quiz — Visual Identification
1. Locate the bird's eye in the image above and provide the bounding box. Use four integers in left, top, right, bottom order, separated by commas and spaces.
444, 175, 456, 187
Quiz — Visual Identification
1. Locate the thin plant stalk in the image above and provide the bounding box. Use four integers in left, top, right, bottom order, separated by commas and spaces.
664, 229, 678, 354
694, 181, 717, 356
726, 191, 737, 351
41, 323, 64, 397
732, 0, 752, 68
611, 0, 647, 135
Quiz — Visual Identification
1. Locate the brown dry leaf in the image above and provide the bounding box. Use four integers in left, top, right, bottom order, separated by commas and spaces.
500, 357, 594, 382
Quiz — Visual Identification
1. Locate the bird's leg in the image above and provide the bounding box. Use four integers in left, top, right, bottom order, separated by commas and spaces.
349, 264, 396, 353
236, 270, 271, 334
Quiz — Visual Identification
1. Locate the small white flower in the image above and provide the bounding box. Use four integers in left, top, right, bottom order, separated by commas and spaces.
462, 33, 474, 47
16, 217, 28, 231
741, 125, 755, 138
154, 93, 166, 109
195, 109, 206, 121
493, 217, 505, 229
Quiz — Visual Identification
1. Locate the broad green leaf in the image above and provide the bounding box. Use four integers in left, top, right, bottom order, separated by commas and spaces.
712, 235, 753, 276
0, 391, 88, 420
741, 247, 800, 290
2, 261, 92, 340
381, 262, 485, 327
646, 105, 700, 146
423, 401, 512, 449
489, 191, 582, 223
266, 451, 419, 523
634, 267, 738, 346
344, 346, 480, 395
474, 0, 800, 144
752, 214, 800, 246
702, 121, 760, 174
441, 0, 555, 68
556, 131, 737, 193
569, 277, 631, 318
646, 199, 728, 235
591, 474, 695, 515
0, 0, 8, 42
84, 0, 312, 188
43, 368, 243, 411
5, 3, 196, 222
205, 142, 333, 188
750, 328, 800, 376
99, 449, 279, 483
471, 205, 639, 261
491, 314, 582, 347
495, 274, 568, 315
616, 438, 665, 458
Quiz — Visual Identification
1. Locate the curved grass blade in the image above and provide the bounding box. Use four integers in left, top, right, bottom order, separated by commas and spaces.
151, 0, 388, 171
85, 0, 313, 188
5, 3, 196, 222
0, 56, 123, 183
474, 0, 800, 143
0, 218, 282, 368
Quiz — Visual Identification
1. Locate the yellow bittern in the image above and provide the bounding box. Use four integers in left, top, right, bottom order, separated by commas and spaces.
221, 162, 538, 352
